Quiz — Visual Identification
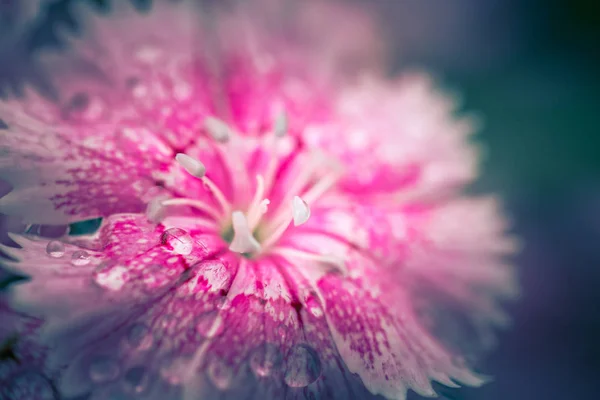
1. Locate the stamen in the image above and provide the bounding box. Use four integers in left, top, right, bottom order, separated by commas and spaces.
175, 153, 206, 178
175, 153, 232, 217
292, 196, 310, 226
301, 171, 341, 205
273, 111, 288, 137
160, 198, 222, 221
272, 247, 347, 276
261, 196, 310, 250
259, 199, 270, 214
229, 211, 261, 254
204, 116, 231, 143
146, 195, 170, 222
246, 175, 266, 230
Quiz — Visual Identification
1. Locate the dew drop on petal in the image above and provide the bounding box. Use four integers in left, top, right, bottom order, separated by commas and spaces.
46, 241, 65, 258
161, 228, 193, 255
195, 311, 225, 339
89, 356, 120, 383
284, 345, 322, 387
71, 250, 91, 266
93, 264, 130, 291
276, 325, 288, 340
127, 323, 153, 351
5, 371, 56, 400
306, 296, 324, 318
123, 366, 150, 394
207, 358, 233, 390
249, 343, 282, 378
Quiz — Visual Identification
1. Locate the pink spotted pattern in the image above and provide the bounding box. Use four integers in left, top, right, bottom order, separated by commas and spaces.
0, 1, 518, 399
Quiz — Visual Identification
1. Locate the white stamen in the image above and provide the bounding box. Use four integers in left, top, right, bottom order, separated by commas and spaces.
292, 196, 310, 226
259, 199, 270, 214
204, 116, 231, 143
261, 196, 310, 250
175, 153, 206, 178
174, 153, 232, 217
229, 211, 261, 254
201, 177, 232, 217
273, 111, 288, 137
301, 171, 340, 205
246, 175, 266, 230
161, 198, 222, 221
146, 195, 169, 222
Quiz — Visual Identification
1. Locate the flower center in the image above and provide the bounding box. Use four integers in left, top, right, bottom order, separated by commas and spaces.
146, 113, 341, 258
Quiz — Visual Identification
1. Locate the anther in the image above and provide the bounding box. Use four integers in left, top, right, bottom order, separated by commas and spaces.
175, 153, 232, 217
175, 153, 206, 178
260, 196, 310, 250
204, 116, 231, 143
229, 211, 261, 254
292, 196, 310, 226
273, 111, 288, 137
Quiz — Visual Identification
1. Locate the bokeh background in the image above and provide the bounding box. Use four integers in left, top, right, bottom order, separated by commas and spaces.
1, 1, 599, 399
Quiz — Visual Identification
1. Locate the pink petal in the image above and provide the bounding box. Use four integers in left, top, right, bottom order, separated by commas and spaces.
304, 74, 480, 201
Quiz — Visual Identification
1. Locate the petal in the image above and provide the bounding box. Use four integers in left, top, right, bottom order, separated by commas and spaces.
304, 73, 480, 201
318, 251, 486, 400
280, 196, 517, 398
0, 92, 171, 223
4, 213, 223, 338
5, 219, 382, 399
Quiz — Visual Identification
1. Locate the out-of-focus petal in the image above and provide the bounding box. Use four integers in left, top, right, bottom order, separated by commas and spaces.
305, 73, 480, 201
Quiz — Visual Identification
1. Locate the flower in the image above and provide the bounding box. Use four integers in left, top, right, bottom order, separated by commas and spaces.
0, 1, 518, 399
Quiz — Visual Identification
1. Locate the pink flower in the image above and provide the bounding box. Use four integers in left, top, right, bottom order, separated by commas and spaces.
0, 1, 518, 399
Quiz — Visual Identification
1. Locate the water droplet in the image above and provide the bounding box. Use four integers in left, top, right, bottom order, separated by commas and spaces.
46, 241, 65, 258
276, 325, 288, 340
306, 296, 324, 318
284, 345, 321, 387
249, 343, 282, 378
123, 366, 150, 394
5, 370, 56, 399
89, 356, 120, 383
126, 323, 153, 351
195, 311, 224, 338
93, 264, 130, 291
207, 359, 233, 390
71, 250, 91, 266
161, 228, 193, 255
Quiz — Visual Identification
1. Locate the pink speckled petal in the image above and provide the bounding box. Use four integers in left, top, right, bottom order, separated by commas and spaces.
277, 197, 517, 398
0, 91, 173, 223
4, 225, 380, 399
304, 73, 480, 201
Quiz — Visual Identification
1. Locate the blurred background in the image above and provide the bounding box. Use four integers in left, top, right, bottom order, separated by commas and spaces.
1, 0, 599, 399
